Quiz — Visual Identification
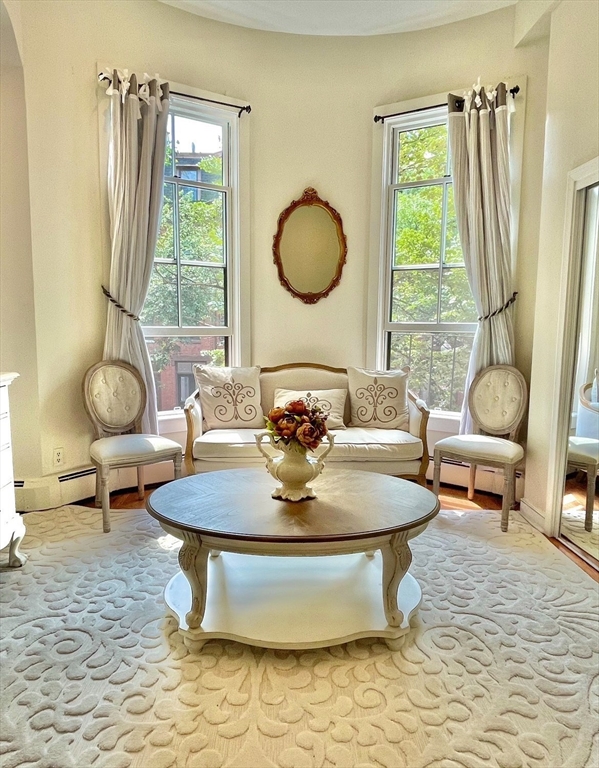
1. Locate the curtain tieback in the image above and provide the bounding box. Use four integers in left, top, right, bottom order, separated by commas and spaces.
478, 292, 518, 322
102, 286, 140, 321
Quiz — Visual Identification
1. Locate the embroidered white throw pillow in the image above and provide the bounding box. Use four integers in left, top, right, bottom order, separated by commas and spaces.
347, 366, 410, 430
193, 365, 264, 430
273, 388, 347, 430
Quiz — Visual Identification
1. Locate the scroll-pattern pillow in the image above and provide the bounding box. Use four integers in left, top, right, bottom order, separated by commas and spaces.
347, 366, 410, 430
273, 388, 347, 430
193, 365, 264, 430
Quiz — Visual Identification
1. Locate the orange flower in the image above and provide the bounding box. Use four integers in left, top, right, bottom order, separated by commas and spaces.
275, 416, 298, 439
268, 407, 286, 423
296, 423, 322, 450
286, 400, 308, 415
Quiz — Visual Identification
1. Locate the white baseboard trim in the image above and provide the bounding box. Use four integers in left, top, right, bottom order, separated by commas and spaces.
518, 497, 547, 533
15, 461, 177, 512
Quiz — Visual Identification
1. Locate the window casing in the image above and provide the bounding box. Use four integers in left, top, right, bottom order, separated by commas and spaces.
378, 105, 477, 413
141, 96, 242, 412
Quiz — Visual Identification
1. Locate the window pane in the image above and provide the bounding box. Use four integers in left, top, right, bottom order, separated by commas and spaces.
391, 269, 438, 322
141, 264, 178, 326
394, 186, 443, 266
397, 124, 447, 183
156, 183, 175, 261
389, 331, 432, 400
444, 184, 463, 264
145, 335, 227, 411
174, 115, 223, 185
441, 267, 477, 322
389, 332, 474, 411
179, 186, 225, 263
164, 114, 173, 177
181, 265, 225, 327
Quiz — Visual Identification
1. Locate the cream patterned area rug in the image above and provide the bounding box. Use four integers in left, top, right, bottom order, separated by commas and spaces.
560, 498, 599, 562
1, 506, 598, 768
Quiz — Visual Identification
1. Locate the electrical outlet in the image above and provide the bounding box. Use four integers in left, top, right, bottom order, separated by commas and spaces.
53, 447, 65, 467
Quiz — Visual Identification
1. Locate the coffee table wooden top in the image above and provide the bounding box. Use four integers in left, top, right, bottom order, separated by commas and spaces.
146, 468, 439, 543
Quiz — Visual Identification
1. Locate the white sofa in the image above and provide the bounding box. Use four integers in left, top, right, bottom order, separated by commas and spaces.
184, 363, 430, 484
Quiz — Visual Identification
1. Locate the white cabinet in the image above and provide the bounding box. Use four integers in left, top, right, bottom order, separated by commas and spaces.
0, 373, 27, 567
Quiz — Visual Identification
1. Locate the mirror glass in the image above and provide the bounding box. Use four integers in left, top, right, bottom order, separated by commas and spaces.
559, 183, 599, 562
273, 188, 347, 304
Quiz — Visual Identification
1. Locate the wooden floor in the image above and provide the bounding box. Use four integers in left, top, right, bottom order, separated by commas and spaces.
82, 480, 598, 582
82, 481, 504, 512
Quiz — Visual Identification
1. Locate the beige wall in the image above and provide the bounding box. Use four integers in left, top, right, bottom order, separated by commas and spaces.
513, 0, 558, 46
8, 0, 548, 479
523, 0, 599, 522
0, 7, 42, 478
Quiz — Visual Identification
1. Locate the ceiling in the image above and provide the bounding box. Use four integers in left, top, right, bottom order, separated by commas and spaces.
158, 0, 517, 37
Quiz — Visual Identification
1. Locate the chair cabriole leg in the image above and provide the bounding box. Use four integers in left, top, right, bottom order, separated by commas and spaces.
432, 452, 441, 497
584, 468, 595, 532
137, 466, 145, 500
468, 463, 476, 501
99, 466, 111, 533
95, 467, 101, 508
501, 464, 516, 532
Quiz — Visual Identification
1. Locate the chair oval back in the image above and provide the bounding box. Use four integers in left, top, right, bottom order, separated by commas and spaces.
83, 360, 146, 438
468, 365, 527, 440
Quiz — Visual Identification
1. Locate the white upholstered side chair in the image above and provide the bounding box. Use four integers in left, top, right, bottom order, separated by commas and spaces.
567, 438, 598, 533
576, 378, 599, 440
433, 365, 528, 532
568, 378, 599, 531
83, 361, 182, 533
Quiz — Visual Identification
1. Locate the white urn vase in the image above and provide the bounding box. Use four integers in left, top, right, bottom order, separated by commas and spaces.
255, 432, 335, 501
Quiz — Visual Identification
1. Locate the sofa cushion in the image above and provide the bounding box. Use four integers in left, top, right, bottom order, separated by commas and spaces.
260, 367, 351, 423
273, 388, 347, 429
193, 427, 423, 463
194, 365, 264, 430
347, 366, 410, 430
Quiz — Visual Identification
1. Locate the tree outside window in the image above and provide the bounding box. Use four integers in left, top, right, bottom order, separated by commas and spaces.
141, 105, 236, 411
383, 110, 477, 411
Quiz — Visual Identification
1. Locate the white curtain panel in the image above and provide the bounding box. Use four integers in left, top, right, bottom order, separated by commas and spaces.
101, 71, 170, 433
448, 82, 517, 434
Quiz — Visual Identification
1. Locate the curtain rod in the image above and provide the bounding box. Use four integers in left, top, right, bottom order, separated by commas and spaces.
374, 85, 520, 124
98, 74, 251, 117
170, 90, 251, 118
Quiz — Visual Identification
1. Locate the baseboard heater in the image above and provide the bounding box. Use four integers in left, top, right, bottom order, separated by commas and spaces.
15, 462, 171, 511
14, 468, 98, 512
57, 467, 96, 483
14, 467, 96, 489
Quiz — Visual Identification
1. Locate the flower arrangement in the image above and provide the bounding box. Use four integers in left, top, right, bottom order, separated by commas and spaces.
265, 400, 329, 452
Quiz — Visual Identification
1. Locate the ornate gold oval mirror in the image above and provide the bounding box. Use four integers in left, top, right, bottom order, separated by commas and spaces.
273, 188, 347, 304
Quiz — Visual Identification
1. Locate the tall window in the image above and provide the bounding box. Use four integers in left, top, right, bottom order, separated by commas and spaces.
141, 97, 240, 411
380, 106, 477, 412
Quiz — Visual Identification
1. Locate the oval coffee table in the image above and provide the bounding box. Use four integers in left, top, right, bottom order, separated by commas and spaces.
147, 468, 439, 650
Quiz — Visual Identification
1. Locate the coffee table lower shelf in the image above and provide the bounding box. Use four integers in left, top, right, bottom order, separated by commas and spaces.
164, 550, 422, 651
